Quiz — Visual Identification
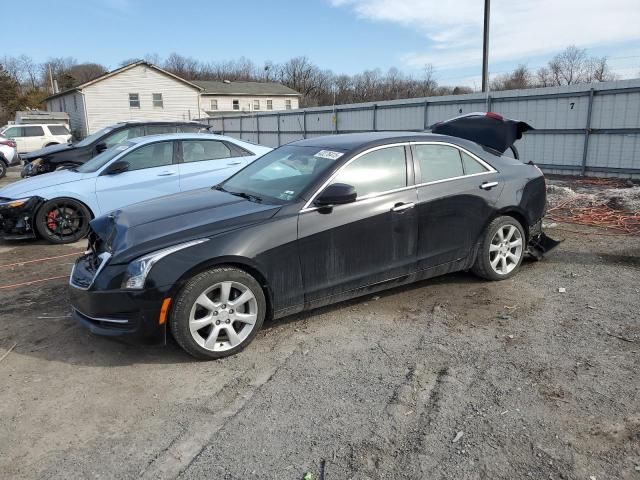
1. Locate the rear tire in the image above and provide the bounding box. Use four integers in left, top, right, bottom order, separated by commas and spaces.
472, 216, 526, 281
170, 267, 266, 360
0, 160, 6, 179
35, 198, 91, 244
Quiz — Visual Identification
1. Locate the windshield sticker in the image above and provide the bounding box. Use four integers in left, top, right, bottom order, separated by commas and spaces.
314, 150, 344, 160
278, 191, 295, 201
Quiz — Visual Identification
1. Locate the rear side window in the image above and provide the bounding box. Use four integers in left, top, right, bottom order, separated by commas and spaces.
461, 151, 489, 175
415, 144, 464, 183
182, 140, 231, 163
48, 125, 70, 135
23, 126, 44, 136
146, 125, 176, 135
177, 124, 205, 133
333, 146, 407, 198
122, 141, 174, 171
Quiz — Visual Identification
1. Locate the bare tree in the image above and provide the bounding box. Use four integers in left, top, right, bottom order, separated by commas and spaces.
584, 56, 616, 82
548, 45, 588, 85
67, 63, 108, 84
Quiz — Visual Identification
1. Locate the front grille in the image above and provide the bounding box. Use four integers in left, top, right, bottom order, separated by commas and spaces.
70, 251, 111, 290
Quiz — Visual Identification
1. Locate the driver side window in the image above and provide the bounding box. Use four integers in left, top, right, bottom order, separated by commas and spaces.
332, 146, 407, 198
103, 127, 145, 148
121, 141, 174, 171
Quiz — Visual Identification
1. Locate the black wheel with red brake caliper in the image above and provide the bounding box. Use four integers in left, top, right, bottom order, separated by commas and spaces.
35, 198, 91, 244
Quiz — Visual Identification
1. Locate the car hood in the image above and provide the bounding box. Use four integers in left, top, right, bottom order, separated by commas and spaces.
0, 169, 87, 198
90, 188, 282, 264
23, 142, 74, 160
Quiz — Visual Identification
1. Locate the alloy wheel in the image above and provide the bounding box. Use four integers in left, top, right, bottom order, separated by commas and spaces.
44, 202, 87, 242
489, 224, 523, 275
188, 281, 259, 352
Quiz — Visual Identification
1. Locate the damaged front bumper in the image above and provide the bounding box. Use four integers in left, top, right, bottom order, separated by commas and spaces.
527, 218, 562, 260
0, 196, 44, 240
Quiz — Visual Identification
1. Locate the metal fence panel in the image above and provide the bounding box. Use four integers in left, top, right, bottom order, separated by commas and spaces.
376, 104, 424, 130
202, 79, 640, 177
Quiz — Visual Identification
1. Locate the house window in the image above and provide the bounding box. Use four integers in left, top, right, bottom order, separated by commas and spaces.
210, 99, 218, 110
253, 99, 260, 110
73, 96, 78, 111
232, 99, 239, 110
285, 99, 292, 110
152, 93, 163, 108
266, 99, 273, 110
129, 93, 140, 108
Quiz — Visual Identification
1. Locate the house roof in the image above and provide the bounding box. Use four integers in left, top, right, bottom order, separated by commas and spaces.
44, 61, 204, 101
193, 80, 300, 96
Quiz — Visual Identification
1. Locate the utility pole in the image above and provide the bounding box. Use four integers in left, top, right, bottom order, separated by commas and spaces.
481, 0, 490, 92
48, 64, 55, 94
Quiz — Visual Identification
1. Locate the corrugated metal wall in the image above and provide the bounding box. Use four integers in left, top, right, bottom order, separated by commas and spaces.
201, 79, 640, 178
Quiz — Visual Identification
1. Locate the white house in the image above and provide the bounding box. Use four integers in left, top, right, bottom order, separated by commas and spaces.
194, 80, 300, 116
44, 61, 301, 138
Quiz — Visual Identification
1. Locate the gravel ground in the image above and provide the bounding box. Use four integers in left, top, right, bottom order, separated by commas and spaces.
0, 168, 639, 479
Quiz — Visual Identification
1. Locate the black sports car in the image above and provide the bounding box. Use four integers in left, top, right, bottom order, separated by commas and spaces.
20, 120, 209, 177
69, 114, 558, 359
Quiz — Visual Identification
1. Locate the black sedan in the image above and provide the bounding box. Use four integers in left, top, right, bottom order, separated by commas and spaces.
69, 123, 557, 359
21, 120, 209, 177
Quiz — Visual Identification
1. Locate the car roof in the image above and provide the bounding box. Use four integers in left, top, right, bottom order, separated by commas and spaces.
112, 120, 208, 127
127, 132, 242, 144
289, 131, 456, 151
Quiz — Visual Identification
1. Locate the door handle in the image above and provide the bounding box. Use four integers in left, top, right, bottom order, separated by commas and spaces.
226, 161, 242, 166
391, 202, 415, 212
480, 181, 499, 190
157, 170, 177, 176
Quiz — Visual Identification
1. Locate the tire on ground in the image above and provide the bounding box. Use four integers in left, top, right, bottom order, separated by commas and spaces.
170, 267, 266, 360
471, 215, 526, 281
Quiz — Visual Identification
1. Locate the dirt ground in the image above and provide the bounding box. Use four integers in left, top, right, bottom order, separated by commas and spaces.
0, 167, 639, 480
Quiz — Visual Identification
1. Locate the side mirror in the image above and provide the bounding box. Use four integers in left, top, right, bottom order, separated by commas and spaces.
104, 160, 129, 175
315, 183, 357, 206
96, 142, 107, 153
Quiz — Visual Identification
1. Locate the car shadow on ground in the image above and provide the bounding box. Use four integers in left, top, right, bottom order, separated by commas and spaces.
2, 258, 543, 368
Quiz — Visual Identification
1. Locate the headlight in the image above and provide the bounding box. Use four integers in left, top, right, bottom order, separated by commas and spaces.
0, 197, 32, 208
121, 238, 209, 290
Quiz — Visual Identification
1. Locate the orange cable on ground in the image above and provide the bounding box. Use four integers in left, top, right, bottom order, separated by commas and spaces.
0, 275, 70, 290
0, 251, 84, 269
547, 195, 640, 236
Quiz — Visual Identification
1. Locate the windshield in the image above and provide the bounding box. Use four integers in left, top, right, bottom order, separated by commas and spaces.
75, 142, 133, 173
75, 127, 115, 147
221, 145, 344, 203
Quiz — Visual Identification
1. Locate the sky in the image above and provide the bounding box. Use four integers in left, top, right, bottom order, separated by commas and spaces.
4, 0, 640, 87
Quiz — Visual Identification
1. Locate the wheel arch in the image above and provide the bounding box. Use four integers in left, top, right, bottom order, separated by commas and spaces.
166, 256, 274, 322
36, 195, 96, 221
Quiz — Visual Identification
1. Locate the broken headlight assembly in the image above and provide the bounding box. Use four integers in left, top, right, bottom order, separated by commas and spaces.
121, 239, 209, 290
0, 197, 32, 208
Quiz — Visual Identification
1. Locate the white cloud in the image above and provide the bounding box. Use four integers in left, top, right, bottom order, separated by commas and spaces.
330, 0, 640, 72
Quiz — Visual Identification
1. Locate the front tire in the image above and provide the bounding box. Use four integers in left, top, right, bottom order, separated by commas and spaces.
472, 216, 526, 281
35, 198, 91, 244
170, 267, 266, 360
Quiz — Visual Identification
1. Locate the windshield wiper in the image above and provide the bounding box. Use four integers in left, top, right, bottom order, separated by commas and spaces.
213, 184, 262, 203
229, 191, 263, 203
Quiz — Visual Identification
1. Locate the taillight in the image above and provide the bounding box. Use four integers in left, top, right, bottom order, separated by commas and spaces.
0, 139, 17, 148
485, 112, 504, 121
